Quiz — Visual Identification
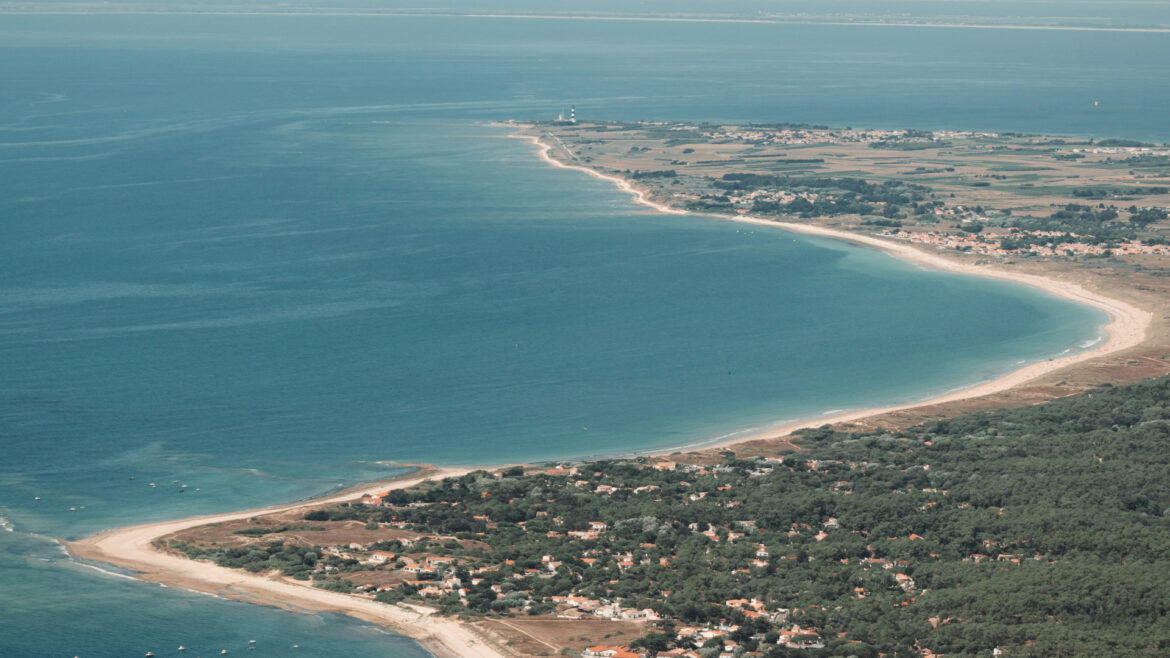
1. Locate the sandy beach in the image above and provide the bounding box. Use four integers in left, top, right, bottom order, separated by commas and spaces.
519, 132, 1151, 450
68, 467, 508, 658
65, 132, 1152, 658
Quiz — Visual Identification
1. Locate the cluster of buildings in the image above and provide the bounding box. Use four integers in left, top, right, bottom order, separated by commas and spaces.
1061, 145, 1170, 156
580, 614, 825, 658
699, 126, 995, 147
311, 456, 982, 654
721, 188, 822, 208
553, 596, 659, 621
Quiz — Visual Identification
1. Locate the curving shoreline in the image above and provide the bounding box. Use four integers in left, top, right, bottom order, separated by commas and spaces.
65, 130, 1153, 658
67, 467, 509, 658
517, 131, 1151, 451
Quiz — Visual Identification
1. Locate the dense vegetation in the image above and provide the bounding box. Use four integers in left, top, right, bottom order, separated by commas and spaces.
629, 169, 679, 180
178, 377, 1170, 656
709, 173, 930, 219
1072, 186, 1168, 199
170, 539, 322, 579
1116, 154, 1170, 168
1095, 139, 1155, 148
987, 203, 1169, 248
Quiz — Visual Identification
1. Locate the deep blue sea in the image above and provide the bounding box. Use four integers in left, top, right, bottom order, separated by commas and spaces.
1, 12, 1164, 657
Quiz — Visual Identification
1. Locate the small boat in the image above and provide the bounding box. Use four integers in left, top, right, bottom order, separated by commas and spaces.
145, 653, 155, 657
178, 646, 185, 652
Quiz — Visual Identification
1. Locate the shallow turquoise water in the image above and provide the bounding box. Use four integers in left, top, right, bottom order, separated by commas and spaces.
0, 531, 431, 658
0, 12, 1156, 656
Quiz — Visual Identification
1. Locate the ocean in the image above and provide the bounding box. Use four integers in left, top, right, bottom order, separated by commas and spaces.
0, 11, 1162, 656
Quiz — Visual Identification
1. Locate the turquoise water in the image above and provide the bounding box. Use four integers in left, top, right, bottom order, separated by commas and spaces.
0, 531, 431, 658
0, 12, 1158, 656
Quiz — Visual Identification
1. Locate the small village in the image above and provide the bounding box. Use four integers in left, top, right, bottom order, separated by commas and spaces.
679, 180, 1169, 260
698, 125, 998, 147
164, 438, 1093, 657
528, 120, 1170, 275
308, 461, 839, 657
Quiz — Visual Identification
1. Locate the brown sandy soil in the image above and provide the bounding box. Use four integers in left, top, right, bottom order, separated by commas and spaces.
475, 617, 645, 655
165, 512, 427, 551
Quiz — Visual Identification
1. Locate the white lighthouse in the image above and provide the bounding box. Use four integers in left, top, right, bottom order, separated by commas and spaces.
553, 104, 578, 125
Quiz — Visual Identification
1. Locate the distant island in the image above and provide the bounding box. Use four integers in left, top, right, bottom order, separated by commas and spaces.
69, 120, 1170, 657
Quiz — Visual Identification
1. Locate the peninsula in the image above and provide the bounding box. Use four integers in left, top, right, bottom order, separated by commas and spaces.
508, 119, 1170, 438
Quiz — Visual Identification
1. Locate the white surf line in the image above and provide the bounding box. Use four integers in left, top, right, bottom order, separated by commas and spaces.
523, 133, 688, 215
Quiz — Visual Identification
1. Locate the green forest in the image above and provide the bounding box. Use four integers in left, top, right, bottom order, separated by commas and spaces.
174, 376, 1170, 656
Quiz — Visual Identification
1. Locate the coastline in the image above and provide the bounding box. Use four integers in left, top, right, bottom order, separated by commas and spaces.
64, 129, 1153, 658
67, 466, 509, 658
517, 132, 1151, 453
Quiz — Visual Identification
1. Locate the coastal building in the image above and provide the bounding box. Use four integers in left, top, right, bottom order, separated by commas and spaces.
553, 105, 577, 125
